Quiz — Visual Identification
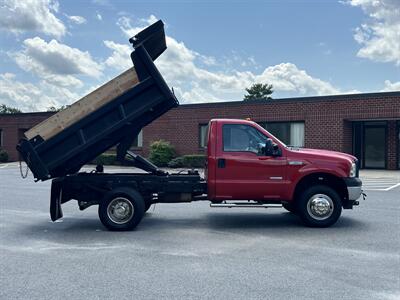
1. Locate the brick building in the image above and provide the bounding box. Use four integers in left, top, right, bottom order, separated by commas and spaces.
1, 91, 399, 169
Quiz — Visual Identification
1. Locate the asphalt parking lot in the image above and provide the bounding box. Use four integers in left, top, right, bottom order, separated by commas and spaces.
0, 163, 399, 300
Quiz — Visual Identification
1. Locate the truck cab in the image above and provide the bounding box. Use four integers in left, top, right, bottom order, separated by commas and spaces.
206, 119, 363, 227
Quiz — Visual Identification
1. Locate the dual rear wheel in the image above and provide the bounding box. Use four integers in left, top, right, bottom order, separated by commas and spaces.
98, 188, 152, 231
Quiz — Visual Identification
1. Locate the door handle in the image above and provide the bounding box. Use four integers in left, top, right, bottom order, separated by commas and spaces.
258, 156, 271, 160
217, 158, 226, 168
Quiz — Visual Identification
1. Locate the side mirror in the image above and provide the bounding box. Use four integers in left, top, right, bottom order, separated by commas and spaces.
261, 138, 281, 157
263, 138, 274, 156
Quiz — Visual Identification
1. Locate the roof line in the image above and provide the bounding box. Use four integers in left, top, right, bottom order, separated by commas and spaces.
0, 111, 54, 117
1, 91, 399, 115
176, 91, 400, 108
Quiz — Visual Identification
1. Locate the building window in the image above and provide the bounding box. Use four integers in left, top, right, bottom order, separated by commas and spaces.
199, 124, 208, 148
261, 122, 305, 147
0, 129, 3, 147
132, 130, 143, 148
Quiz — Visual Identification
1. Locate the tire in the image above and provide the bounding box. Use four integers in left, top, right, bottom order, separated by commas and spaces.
282, 202, 297, 214
297, 185, 342, 228
98, 187, 145, 231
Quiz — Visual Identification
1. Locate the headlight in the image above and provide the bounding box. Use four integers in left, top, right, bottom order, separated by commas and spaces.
349, 162, 356, 177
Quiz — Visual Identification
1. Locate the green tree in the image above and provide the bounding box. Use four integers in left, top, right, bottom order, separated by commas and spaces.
243, 83, 273, 101
0, 104, 22, 114
47, 105, 68, 112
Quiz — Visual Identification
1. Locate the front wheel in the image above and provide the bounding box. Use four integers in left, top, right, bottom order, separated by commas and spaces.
98, 188, 145, 231
297, 185, 342, 227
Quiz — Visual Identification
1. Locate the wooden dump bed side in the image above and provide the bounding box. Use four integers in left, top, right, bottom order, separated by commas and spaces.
25, 68, 138, 141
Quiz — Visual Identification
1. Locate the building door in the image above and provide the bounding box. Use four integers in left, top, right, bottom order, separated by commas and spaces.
363, 124, 386, 169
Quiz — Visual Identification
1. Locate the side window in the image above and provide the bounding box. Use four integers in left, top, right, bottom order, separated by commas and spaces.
223, 124, 266, 153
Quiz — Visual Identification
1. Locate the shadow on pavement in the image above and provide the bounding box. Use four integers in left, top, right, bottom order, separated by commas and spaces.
14, 210, 367, 245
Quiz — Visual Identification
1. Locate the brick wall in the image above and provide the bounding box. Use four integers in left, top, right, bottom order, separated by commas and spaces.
1, 92, 399, 169
142, 93, 400, 169
0, 112, 53, 161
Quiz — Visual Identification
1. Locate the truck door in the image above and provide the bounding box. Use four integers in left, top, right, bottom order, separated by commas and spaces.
215, 123, 287, 200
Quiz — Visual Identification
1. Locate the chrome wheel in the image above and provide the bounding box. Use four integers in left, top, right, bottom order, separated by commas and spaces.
306, 194, 334, 221
107, 197, 134, 224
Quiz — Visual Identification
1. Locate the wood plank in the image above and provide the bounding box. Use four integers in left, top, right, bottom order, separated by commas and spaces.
25, 67, 138, 141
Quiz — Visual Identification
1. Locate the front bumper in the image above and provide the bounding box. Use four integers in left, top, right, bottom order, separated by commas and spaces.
344, 177, 363, 201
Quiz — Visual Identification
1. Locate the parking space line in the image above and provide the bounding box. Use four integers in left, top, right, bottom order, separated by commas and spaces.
364, 183, 400, 191
385, 183, 400, 191
362, 181, 398, 183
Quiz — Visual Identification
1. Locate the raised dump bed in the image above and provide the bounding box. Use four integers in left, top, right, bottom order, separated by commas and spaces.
24, 67, 139, 142
17, 20, 178, 181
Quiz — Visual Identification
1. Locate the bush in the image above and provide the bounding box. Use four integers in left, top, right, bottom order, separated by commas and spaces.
92, 153, 118, 165
0, 148, 8, 163
182, 155, 206, 168
149, 140, 176, 167
168, 154, 206, 168
167, 157, 184, 168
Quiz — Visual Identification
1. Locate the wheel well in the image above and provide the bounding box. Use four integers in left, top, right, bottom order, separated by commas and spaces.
293, 173, 348, 204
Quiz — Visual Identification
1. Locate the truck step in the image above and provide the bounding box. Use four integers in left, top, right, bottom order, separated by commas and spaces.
210, 201, 282, 208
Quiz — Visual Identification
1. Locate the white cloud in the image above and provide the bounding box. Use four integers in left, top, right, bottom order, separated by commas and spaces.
92, 0, 111, 7
0, 73, 78, 111
11, 37, 103, 82
345, 0, 400, 66
117, 15, 158, 37
257, 63, 339, 96
140, 15, 158, 26
96, 13, 102, 21
0, 0, 66, 38
67, 15, 86, 25
113, 16, 342, 104
103, 40, 132, 71
381, 80, 400, 91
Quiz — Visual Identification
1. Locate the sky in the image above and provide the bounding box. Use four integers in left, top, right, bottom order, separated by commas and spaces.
0, 0, 399, 112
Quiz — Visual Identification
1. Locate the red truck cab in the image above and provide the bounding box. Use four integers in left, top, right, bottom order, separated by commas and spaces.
206, 119, 363, 227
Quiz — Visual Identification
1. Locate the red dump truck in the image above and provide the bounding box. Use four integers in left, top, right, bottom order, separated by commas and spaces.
17, 20, 363, 231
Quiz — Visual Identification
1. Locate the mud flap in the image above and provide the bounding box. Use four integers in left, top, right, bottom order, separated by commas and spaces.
50, 180, 63, 221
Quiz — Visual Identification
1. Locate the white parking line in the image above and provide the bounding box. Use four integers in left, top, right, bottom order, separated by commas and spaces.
385, 183, 400, 191
0, 162, 26, 169
364, 183, 400, 191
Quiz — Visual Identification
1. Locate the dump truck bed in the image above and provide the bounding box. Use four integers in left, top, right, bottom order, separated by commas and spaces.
25, 68, 139, 141
17, 20, 178, 181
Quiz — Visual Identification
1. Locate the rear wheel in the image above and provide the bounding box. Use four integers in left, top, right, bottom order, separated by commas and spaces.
297, 185, 342, 227
98, 188, 145, 231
